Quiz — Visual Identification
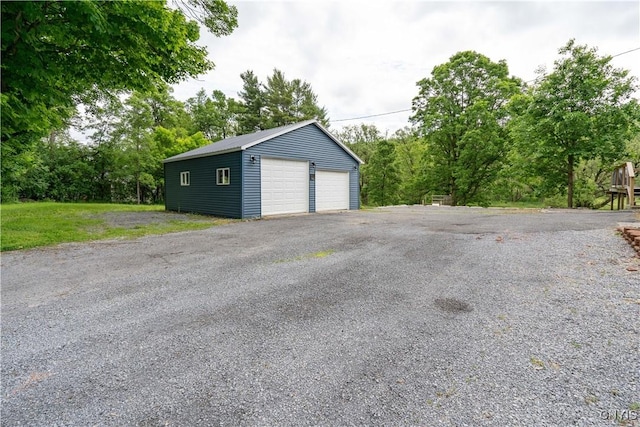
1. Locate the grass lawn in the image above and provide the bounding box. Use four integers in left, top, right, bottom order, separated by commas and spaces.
0, 202, 230, 251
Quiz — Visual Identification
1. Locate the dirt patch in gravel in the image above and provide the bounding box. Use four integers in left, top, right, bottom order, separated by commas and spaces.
95, 211, 212, 229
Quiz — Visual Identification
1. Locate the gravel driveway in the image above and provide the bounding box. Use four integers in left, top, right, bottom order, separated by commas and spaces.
2, 206, 639, 426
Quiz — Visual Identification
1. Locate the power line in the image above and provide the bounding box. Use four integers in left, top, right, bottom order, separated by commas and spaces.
612, 47, 640, 58
332, 108, 411, 122
332, 46, 640, 123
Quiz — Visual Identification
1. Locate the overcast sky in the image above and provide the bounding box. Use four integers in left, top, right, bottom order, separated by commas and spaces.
173, 0, 640, 136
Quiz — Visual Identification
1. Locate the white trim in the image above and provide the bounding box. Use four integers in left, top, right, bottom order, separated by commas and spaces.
316, 170, 350, 211
260, 158, 309, 216
240, 120, 317, 151
310, 122, 365, 165
163, 147, 242, 163
240, 120, 364, 165
163, 120, 364, 165
216, 168, 230, 185
180, 171, 190, 186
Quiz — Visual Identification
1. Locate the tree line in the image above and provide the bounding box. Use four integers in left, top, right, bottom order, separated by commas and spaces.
4, 69, 328, 204
342, 43, 639, 209
1, 0, 638, 207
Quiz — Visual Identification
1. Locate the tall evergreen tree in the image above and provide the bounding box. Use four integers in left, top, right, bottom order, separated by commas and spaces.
237, 71, 266, 134
237, 69, 328, 133
187, 89, 239, 140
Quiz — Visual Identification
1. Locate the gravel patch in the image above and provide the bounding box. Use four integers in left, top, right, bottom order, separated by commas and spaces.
2, 206, 639, 426
95, 211, 212, 229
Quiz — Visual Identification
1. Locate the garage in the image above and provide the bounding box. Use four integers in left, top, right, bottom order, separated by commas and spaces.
316, 170, 350, 211
261, 158, 309, 215
164, 120, 362, 218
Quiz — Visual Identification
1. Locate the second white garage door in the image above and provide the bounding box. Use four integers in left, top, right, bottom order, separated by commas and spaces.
316, 170, 350, 211
261, 158, 309, 216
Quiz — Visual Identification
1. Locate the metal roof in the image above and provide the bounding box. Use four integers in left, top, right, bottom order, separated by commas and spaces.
163, 120, 364, 164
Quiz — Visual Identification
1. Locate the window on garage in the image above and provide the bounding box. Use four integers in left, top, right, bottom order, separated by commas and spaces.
217, 168, 230, 185
180, 171, 190, 186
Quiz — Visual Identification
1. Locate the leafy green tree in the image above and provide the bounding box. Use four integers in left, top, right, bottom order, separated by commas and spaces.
626, 132, 640, 172
510, 40, 639, 208
488, 147, 542, 204
333, 123, 383, 205
173, 0, 237, 36
187, 89, 239, 140
81, 97, 129, 201
1, 0, 237, 200
145, 86, 193, 130
150, 127, 209, 201
365, 139, 400, 206
411, 51, 522, 206
117, 94, 157, 204
333, 124, 382, 163
19, 132, 99, 201
391, 127, 427, 204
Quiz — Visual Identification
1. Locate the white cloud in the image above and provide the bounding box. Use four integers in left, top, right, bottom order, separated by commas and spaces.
173, 0, 640, 136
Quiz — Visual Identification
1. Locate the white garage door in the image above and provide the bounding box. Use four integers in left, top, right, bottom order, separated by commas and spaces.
316, 170, 350, 211
261, 158, 309, 215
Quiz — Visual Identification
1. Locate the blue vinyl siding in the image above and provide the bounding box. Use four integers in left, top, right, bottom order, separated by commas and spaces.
242, 124, 360, 218
165, 123, 360, 218
241, 151, 261, 218
164, 152, 242, 218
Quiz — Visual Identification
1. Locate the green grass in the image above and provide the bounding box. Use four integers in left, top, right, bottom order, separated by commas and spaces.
274, 249, 336, 263
0, 202, 230, 251
487, 201, 548, 209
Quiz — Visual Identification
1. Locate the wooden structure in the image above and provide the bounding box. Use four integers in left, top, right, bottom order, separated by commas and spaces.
429, 195, 452, 206
609, 162, 638, 210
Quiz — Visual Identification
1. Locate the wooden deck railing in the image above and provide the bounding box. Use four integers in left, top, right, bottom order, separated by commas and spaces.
429, 195, 452, 206
609, 162, 637, 209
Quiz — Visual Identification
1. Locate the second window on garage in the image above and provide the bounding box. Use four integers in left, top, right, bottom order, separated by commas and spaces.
217, 168, 230, 185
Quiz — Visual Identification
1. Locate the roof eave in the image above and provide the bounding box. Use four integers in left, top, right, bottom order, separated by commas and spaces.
163, 119, 365, 165
162, 146, 243, 163
239, 119, 317, 151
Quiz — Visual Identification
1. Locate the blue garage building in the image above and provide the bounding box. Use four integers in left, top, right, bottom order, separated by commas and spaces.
163, 120, 363, 218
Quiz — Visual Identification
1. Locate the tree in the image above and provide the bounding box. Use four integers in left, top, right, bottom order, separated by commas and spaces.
290, 79, 328, 124
333, 124, 382, 163
237, 69, 328, 133
116, 87, 210, 203
365, 139, 400, 206
511, 40, 639, 208
262, 69, 328, 128
237, 71, 266, 134
118, 93, 157, 204
333, 123, 383, 205
411, 51, 522, 206
1, 0, 237, 200
187, 89, 239, 141
172, 0, 237, 36
264, 69, 294, 128
76, 85, 209, 203
391, 127, 427, 204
